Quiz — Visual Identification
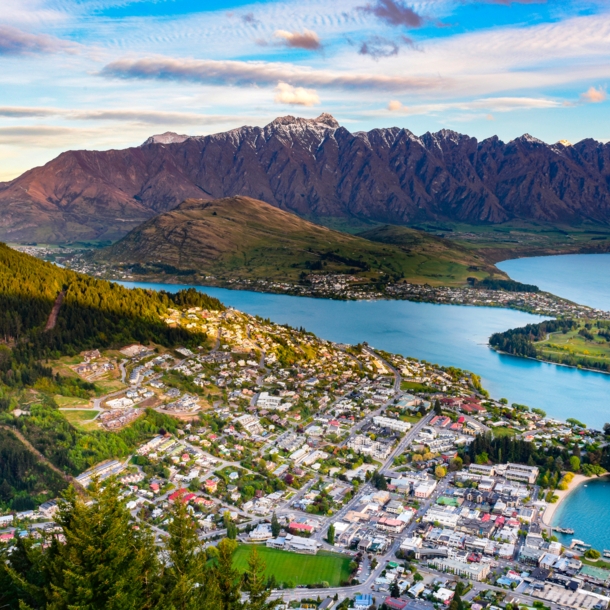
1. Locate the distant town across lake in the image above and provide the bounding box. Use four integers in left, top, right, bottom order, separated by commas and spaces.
120, 253, 610, 428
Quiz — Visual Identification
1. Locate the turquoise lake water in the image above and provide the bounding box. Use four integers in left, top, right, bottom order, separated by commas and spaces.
498, 253, 610, 311
551, 477, 610, 551
121, 277, 610, 428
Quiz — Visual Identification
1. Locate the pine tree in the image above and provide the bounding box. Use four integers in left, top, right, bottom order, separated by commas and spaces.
45, 482, 162, 610
161, 500, 221, 610
390, 581, 400, 598
270, 513, 280, 538
242, 547, 280, 610
214, 538, 242, 610
327, 523, 335, 546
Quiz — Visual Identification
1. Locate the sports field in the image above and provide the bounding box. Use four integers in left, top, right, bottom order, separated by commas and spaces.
232, 545, 352, 586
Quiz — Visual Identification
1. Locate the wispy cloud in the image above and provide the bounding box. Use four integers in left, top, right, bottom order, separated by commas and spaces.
274, 82, 320, 106
0, 106, 248, 125
580, 86, 607, 103
274, 29, 322, 50
0, 25, 79, 56
99, 56, 445, 91
358, 0, 424, 28
386, 96, 563, 115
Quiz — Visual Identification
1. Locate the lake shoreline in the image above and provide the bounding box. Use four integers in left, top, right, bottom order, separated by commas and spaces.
542, 474, 589, 527
490, 347, 610, 377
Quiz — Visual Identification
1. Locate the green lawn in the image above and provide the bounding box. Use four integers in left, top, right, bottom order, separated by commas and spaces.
537, 323, 610, 366
232, 545, 352, 586
400, 381, 433, 393
399, 414, 423, 423
61, 410, 100, 426
492, 427, 516, 438
54, 395, 91, 408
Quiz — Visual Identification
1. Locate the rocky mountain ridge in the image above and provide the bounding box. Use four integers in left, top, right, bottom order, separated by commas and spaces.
1, 113, 610, 242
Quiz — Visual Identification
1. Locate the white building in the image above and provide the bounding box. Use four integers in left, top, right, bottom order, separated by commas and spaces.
256, 392, 284, 410
249, 523, 273, 541
414, 480, 437, 498
236, 414, 264, 436
372, 416, 411, 433
504, 463, 539, 484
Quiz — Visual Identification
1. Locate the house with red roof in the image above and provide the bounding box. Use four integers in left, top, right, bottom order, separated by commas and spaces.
168, 489, 186, 501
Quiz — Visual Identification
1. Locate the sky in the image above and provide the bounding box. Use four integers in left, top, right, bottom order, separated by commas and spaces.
1, 0, 609, 181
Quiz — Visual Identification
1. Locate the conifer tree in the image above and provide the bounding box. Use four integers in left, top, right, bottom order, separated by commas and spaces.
161, 500, 221, 610
45, 482, 162, 610
242, 547, 280, 610
214, 538, 243, 610
270, 512, 280, 538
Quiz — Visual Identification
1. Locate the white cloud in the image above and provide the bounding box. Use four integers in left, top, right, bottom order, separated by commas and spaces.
274, 82, 320, 106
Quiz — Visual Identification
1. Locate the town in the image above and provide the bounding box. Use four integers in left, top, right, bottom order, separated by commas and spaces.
1, 301, 610, 610
15, 245, 610, 320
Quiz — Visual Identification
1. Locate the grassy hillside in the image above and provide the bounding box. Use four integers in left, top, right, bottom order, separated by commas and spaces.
358, 224, 503, 284
93, 196, 503, 287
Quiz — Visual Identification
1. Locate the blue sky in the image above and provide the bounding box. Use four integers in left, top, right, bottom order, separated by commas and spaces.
0, 0, 609, 180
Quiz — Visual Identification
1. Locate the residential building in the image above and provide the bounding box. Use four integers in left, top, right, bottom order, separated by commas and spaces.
256, 392, 284, 409
236, 414, 264, 436
468, 464, 495, 477
373, 416, 412, 433
504, 463, 539, 484
427, 557, 490, 581
414, 480, 437, 498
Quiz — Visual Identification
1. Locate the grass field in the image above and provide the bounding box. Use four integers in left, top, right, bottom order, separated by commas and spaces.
95, 379, 127, 394
232, 546, 352, 586
54, 395, 91, 408
61, 410, 100, 426
401, 381, 433, 393
491, 427, 516, 438
536, 322, 610, 368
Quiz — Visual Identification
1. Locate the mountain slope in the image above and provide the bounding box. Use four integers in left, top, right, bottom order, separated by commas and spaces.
3, 114, 610, 243
92, 196, 500, 286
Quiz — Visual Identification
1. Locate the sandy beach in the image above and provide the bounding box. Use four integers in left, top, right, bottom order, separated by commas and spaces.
541, 474, 588, 527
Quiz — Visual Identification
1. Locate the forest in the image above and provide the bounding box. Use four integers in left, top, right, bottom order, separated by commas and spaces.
0, 482, 279, 610
467, 277, 540, 292
0, 243, 223, 389
0, 245, 226, 511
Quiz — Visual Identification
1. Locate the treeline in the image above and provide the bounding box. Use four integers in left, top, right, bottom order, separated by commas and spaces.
468, 277, 539, 292
465, 432, 610, 489
0, 483, 279, 610
0, 245, 224, 389
489, 319, 578, 358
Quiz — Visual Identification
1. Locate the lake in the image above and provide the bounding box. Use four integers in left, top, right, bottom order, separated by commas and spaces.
552, 477, 610, 552
121, 277, 610, 428
498, 253, 610, 311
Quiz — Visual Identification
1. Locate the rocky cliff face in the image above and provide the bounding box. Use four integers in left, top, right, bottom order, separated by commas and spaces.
2, 113, 610, 242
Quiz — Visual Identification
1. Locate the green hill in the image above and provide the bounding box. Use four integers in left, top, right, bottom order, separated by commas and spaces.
93, 196, 503, 286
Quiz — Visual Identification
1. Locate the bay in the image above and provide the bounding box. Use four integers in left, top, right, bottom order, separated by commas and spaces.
552, 477, 610, 553
121, 281, 610, 428
498, 253, 610, 311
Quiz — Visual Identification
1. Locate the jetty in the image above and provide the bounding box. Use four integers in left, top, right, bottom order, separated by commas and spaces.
552, 526, 575, 535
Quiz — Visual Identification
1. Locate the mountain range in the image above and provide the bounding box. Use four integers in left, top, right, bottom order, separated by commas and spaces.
2, 113, 610, 243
